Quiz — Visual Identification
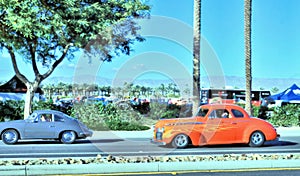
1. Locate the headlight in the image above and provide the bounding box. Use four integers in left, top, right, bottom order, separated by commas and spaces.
157, 127, 165, 133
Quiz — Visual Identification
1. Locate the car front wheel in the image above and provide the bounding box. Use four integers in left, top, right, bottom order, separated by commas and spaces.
60, 131, 76, 144
2, 129, 19, 145
172, 134, 190, 148
249, 131, 265, 147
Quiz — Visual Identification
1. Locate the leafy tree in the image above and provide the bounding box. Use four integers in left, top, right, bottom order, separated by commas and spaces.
0, 0, 150, 118
271, 87, 279, 94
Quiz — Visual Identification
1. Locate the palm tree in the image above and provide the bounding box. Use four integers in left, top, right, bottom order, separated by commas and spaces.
158, 84, 166, 97
244, 0, 252, 115
193, 0, 201, 114
123, 82, 133, 97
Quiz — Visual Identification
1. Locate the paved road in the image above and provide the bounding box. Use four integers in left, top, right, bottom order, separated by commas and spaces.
0, 127, 299, 158
123, 169, 300, 176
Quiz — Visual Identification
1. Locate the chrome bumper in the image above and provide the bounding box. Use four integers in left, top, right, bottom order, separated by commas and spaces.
78, 130, 93, 138
150, 139, 166, 146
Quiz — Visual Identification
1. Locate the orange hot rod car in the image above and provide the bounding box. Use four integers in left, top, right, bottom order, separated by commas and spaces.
152, 104, 279, 148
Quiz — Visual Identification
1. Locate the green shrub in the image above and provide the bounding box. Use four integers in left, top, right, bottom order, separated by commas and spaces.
0, 100, 64, 121
147, 102, 168, 120
235, 103, 260, 117
268, 104, 300, 127
32, 101, 60, 112
70, 103, 149, 131
147, 102, 182, 119
70, 103, 109, 131
0, 100, 24, 121
252, 105, 260, 117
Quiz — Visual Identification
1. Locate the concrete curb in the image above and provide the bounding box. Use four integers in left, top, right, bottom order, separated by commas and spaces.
1, 160, 300, 175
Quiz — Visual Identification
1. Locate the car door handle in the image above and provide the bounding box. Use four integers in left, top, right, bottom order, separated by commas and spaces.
49, 125, 55, 128
231, 122, 237, 125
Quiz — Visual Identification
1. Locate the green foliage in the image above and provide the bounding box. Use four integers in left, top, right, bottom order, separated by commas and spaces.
32, 100, 60, 112
162, 104, 181, 119
70, 103, 108, 130
252, 105, 260, 117
271, 87, 280, 94
0, 0, 150, 62
0, 99, 149, 130
147, 102, 168, 120
0, 100, 61, 121
0, 1, 150, 117
236, 103, 260, 117
0, 100, 24, 121
268, 104, 300, 127
147, 102, 189, 119
147, 102, 180, 120
70, 102, 149, 131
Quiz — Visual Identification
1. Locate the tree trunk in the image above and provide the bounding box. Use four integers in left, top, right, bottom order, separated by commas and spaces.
192, 0, 201, 115
24, 83, 36, 118
244, 0, 252, 115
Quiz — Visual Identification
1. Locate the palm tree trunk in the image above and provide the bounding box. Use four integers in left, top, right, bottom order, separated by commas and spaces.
192, 0, 201, 115
244, 0, 252, 115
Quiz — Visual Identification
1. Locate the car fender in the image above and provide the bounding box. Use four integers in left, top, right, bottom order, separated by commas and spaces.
0, 128, 21, 139
164, 130, 191, 144
241, 125, 265, 143
188, 131, 207, 146
242, 122, 277, 143
167, 130, 205, 146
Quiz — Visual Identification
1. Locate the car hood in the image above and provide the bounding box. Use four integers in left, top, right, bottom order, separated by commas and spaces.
0, 120, 25, 124
155, 117, 196, 127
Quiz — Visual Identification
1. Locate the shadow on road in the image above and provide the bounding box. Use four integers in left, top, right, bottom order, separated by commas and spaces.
79, 139, 124, 144
160, 140, 298, 149
12, 139, 125, 145
264, 140, 298, 147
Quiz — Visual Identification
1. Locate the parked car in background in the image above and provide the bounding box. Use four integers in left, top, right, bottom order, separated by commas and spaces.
152, 104, 279, 148
0, 110, 93, 145
54, 98, 74, 112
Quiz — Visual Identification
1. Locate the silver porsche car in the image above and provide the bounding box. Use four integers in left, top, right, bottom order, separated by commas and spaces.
0, 110, 93, 144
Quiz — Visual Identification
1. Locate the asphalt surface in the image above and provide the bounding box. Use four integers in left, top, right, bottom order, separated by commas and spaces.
0, 127, 299, 175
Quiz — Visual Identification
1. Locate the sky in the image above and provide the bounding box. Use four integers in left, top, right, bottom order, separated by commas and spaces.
1, 0, 300, 87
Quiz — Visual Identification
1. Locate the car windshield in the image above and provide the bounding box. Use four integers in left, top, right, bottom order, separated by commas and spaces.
196, 108, 209, 117
25, 112, 38, 122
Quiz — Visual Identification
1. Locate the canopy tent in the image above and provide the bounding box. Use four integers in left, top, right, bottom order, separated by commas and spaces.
0, 75, 43, 94
0, 76, 44, 101
268, 84, 300, 102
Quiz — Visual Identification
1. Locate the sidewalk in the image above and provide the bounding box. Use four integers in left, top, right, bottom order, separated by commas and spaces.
91, 128, 153, 140
276, 127, 300, 137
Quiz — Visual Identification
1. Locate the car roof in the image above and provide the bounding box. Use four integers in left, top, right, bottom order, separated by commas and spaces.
32, 109, 66, 115
200, 103, 243, 109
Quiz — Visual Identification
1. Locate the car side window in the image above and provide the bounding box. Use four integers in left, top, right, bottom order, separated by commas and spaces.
196, 108, 209, 117
54, 115, 65, 122
40, 114, 52, 122
209, 109, 230, 119
231, 109, 244, 118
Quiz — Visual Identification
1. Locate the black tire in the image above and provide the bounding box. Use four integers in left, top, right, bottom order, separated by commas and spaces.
2, 129, 19, 145
249, 131, 265, 147
171, 134, 190, 148
60, 131, 76, 144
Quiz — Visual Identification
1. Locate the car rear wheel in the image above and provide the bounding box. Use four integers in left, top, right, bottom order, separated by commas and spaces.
2, 129, 19, 145
60, 131, 76, 144
172, 134, 189, 148
249, 131, 265, 147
